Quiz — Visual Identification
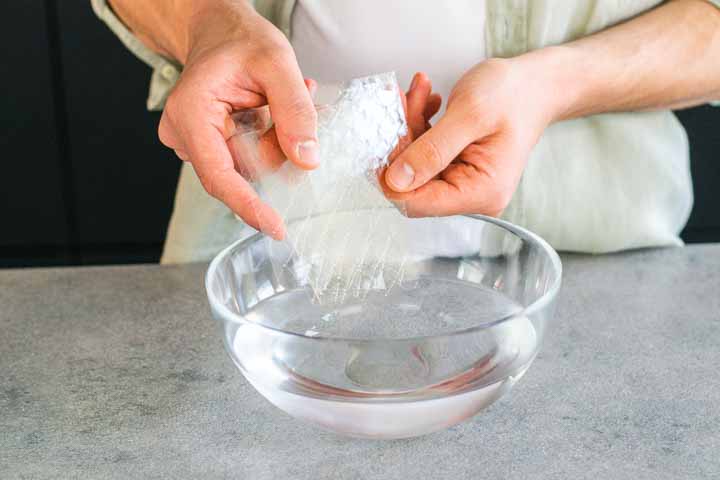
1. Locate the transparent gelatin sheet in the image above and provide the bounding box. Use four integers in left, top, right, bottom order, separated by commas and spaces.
225, 73, 407, 302
226, 72, 505, 304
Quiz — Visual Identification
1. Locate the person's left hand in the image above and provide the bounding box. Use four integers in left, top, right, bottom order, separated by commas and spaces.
382, 58, 557, 217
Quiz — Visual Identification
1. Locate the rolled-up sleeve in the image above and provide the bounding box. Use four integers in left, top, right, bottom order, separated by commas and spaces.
91, 0, 181, 110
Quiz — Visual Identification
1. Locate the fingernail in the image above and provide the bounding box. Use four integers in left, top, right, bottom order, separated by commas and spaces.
175, 150, 189, 161
409, 74, 418, 92
262, 224, 286, 241
387, 162, 415, 190
297, 140, 320, 167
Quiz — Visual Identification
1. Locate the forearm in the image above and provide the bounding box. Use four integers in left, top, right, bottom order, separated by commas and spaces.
106, 0, 256, 64
519, 0, 720, 122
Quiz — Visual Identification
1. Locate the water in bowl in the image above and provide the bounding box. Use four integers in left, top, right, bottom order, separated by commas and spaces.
226, 274, 538, 438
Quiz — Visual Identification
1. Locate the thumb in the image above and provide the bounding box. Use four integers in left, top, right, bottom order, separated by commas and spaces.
385, 110, 475, 192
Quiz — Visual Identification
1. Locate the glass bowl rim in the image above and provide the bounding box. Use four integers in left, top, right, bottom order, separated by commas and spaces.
205, 213, 562, 343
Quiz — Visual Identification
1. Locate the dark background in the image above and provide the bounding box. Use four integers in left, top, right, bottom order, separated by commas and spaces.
1, 2, 719, 269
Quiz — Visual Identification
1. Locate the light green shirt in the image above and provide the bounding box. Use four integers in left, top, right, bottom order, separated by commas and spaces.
93, 0, 720, 110
91, 0, 719, 262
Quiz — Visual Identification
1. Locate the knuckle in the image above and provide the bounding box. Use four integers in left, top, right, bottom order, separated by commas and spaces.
198, 168, 229, 201
198, 172, 219, 199
160, 94, 184, 127
164, 85, 184, 111
200, 169, 255, 212
157, 115, 176, 148
252, 43, 295, 73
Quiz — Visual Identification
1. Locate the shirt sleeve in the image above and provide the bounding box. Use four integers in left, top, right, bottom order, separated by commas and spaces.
90, 0, 181, 111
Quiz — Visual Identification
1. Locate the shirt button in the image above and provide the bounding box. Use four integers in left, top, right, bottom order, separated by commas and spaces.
161, 64, 178, 82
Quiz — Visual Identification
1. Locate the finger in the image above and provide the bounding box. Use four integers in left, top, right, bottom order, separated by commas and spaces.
406, 73, 432, 137
403, 179, 463, 217
226, 127, 285, 180
229, 105, 272, 136
378, 165, 460, 216
225, 105, 275, 179
196, 163, 286, 240
175, 149, 189, 161
182, 110, 286, 239
258, 56, 319, 170
381, 177, 472, 218
406, 73, 432, 113
401, 158, 511, 218
229, 80, 318, 181
385, 109, 475, 192
222, 88, 269, 112
424, 93, 442, 121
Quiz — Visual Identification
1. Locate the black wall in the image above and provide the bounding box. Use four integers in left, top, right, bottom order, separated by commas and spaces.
1, 2, 180, 267
0, 3, 718, 268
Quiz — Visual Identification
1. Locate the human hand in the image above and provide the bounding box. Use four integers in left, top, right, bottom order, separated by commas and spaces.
392, 73, 442, 158
383, 58, 557, 217
157, 2, 318, 239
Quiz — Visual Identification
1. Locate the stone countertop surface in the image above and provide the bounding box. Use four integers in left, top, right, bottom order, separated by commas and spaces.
1, 245, 719, 480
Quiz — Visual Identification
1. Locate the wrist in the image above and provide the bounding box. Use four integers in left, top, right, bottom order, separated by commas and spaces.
108, 0, 258, 65
509, 45, 591, 124
184, 0, 260, 65
107, 0, 195, 64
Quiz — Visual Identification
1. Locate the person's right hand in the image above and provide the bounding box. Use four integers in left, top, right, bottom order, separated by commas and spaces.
157, 2, 318, 240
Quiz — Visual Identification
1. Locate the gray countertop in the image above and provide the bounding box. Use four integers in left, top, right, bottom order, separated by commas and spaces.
2, 245, 719, 479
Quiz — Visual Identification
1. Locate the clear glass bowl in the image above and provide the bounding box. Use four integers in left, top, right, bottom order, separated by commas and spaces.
206, 211, 562, 439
